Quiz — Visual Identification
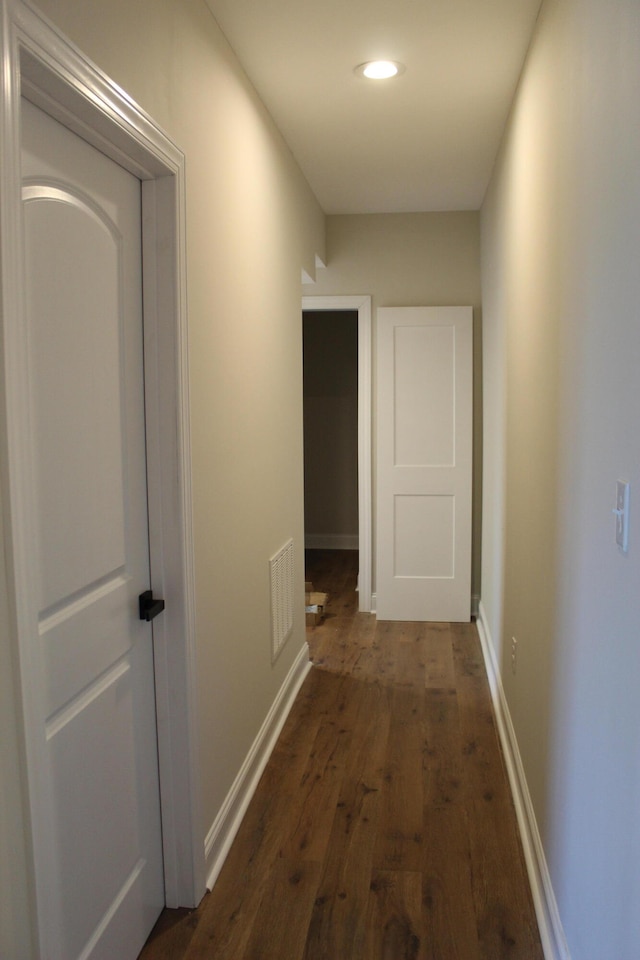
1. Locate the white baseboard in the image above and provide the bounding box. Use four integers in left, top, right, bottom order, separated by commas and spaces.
204, 642, 312, 890
304, 533, 359, 550
476, 602, 571, 960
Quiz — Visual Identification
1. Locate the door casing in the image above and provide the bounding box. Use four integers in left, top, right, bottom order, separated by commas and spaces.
0, 1, 205, 950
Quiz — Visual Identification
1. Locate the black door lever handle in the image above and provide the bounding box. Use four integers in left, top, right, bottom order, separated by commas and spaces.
139, 589, 165, 622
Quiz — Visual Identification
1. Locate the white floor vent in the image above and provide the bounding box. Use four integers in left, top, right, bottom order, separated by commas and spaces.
269, 538, 294, 662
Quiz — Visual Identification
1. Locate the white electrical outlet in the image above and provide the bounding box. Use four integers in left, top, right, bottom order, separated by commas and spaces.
511, 636, 518, 675
613, 480, 630, 553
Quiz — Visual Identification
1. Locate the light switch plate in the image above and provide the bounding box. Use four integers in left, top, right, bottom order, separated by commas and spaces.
615, 480, 630, 552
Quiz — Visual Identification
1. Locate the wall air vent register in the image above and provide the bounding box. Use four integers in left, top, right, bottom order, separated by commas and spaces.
269, 538, 294, 662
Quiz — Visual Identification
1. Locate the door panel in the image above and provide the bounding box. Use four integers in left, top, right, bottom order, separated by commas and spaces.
21, 98, 164, 960
26, 185, 127, 612
394, 494, 455, 578
394, 323, 455, 466
376, 306, 472, 622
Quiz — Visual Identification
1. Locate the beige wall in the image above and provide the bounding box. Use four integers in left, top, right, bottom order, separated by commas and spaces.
305, 212, 482, 602
303, 311, 359, 543
481, 0, 640, 956
1, 1, 324, 953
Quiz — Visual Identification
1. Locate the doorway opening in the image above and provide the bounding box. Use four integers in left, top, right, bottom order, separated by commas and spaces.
303, 309, 359, 624
301, 295, 372, 612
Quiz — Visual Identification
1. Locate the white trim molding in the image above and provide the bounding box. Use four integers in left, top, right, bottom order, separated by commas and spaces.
0, 3, 204, 951
301, 295, 372, 612
476, 602, 571, 960
205, 643, 312, 890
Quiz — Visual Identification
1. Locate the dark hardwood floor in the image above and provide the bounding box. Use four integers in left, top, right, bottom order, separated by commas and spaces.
139, 549, 543, 959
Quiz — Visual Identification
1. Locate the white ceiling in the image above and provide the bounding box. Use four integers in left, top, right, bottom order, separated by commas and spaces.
204, 0, 542, 214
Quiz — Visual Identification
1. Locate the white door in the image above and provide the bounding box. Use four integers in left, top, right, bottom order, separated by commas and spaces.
21, 98, 164, 959
376, 306, 472, 622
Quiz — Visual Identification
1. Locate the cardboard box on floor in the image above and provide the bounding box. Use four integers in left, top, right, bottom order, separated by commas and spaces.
305, 582, 328, 627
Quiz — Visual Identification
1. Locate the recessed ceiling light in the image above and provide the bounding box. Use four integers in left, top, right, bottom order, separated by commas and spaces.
355, 60, 405, 80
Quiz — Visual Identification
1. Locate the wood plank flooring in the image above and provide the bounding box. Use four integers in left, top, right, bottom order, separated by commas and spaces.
139, 549, 543, 960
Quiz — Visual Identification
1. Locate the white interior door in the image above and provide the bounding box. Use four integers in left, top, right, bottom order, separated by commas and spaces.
376, 306, 473, 622
21, 98, 164, 959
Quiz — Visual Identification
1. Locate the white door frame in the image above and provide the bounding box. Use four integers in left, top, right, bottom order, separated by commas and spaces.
301, 295, 372, 613
0, 1, 205, 948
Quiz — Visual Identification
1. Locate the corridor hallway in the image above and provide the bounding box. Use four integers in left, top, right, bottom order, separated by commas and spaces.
140, 550, 543, 959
